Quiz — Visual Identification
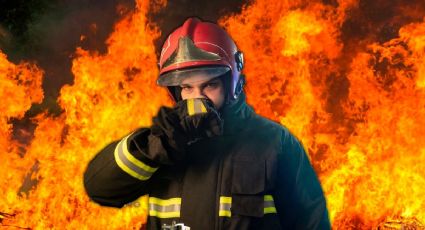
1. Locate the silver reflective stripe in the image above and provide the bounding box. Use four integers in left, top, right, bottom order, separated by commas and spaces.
193, 99, 206, 114
219, 203, 231, 212
149, 203, 181, 213
148, 197, 181, 218
264, 200, 275, 208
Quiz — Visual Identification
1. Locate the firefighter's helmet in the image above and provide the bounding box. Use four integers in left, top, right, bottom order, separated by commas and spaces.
157, 17, 244, 101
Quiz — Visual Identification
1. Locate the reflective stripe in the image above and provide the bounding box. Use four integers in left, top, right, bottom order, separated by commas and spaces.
263, 195, 277, 214
187, 99, 195, 115
114, 134, 158, 180
218, 195, 277, 217
219, 196, 232, 217
200, 100, 207, 113
148, 197, 181, 218
193, 98, 207, 114
187, 98, 207, 116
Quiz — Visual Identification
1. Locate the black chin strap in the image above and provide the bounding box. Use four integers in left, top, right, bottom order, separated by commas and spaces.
223, 73, 245, 106
168, 86, 182, 102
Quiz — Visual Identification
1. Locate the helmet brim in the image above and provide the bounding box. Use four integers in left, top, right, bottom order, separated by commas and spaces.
157, 66, 230, 86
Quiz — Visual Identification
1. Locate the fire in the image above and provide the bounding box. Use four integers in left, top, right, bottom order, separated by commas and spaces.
220, 0, 425, 228
0, 51, 43, 227
1, 0, 168, 229
1, 0, 425, 229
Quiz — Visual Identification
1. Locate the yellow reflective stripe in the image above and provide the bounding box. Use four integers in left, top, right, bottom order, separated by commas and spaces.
219, 210, 231, 217
187, 98, 195, 115
149, 210, 181, 218
219, 196, 232, 204
264, 207, 277, 214
264, 195, 274, 201
149, 197, 181, 206
121, 135, 157, 173
199, 100, 207, 113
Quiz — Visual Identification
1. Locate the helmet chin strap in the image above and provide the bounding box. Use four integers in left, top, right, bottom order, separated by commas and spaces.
221, 73, 245, 115
234, 74, 245, 99
168, 86, 182, 102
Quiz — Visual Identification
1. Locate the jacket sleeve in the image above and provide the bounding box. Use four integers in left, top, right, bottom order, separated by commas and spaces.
83, 127, 175, 207
274, 128, 331, 229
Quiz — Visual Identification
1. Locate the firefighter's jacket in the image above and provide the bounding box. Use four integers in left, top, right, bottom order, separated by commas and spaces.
84, 94, 331, 229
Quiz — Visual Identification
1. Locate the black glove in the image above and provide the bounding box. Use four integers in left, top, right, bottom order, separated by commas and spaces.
151, 98, 223, 160
175, 98, 223, 141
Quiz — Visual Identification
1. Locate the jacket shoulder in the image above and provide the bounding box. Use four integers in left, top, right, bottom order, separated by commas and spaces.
248, 114, 284, 133
246, 114, 304, 152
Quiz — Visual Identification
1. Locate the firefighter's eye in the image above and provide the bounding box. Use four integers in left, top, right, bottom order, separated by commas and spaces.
181, 85, 193, 92
205, 82, 219, 89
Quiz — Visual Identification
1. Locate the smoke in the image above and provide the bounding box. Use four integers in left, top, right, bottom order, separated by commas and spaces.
341, 0, 425, 51
1, 0, 135, 115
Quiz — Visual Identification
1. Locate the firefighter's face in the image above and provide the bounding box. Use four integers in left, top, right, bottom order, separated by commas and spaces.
180, 74, 225, 109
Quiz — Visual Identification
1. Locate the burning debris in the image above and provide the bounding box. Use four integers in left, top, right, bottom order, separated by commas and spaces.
0, 211, 15, 223
377, 217, 425, 230
0, 211, 30, 229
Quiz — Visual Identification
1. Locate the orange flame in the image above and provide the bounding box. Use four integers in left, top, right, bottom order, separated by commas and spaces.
1, 0, 168, 229
1, 0, 425, 229
220, 0, 425, 228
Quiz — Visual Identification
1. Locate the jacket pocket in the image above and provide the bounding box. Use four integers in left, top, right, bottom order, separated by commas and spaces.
231, 157, 265, 194
231, 157, 266, 217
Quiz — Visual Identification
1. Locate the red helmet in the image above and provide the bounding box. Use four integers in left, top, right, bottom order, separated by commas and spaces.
157, 17, 244, 101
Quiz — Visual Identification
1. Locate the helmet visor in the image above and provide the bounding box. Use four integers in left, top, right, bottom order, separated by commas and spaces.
157, 66, 230, 86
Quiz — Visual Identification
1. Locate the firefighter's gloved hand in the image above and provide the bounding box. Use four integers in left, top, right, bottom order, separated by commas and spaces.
151, 98, 223, 161
175, 98, 223, 142
151, 105, 189, 161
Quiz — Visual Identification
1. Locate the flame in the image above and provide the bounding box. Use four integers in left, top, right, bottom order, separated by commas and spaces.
1, 0, 425, 229
0, 51, 43, 228
1, 0, 168, 229
220, 0, 425, 228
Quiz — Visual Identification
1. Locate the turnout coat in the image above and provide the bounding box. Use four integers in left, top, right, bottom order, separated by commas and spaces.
84, 95, 330, 229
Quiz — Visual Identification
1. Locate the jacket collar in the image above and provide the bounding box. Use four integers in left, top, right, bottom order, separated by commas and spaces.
220, 93, 254, 135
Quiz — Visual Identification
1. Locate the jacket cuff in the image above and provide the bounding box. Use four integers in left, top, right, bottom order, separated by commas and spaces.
113, 132, 159, 180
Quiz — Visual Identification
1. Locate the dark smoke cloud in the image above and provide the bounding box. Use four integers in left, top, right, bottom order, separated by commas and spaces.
2, 0, 135, 116
2, 0, 136, 194
341, 0, 425, 54
1, 0, 134, 152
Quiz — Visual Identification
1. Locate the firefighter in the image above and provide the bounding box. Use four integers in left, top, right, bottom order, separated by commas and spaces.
84, 17, 331, 230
